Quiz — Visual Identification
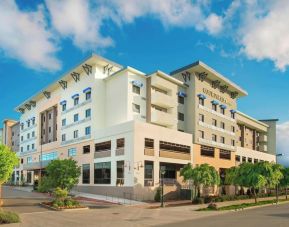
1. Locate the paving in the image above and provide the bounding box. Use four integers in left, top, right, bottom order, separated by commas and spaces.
2, 186, 289, 227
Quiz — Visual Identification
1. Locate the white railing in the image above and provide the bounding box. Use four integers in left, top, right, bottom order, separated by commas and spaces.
198, 138, 236, 150
198, 104, 236, 122
198, 121, 235, 136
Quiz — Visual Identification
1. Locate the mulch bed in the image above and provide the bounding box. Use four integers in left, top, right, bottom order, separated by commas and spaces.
40, 202, 88, 211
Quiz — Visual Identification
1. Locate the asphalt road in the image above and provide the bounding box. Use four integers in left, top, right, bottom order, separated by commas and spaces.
159, 203, 289, 227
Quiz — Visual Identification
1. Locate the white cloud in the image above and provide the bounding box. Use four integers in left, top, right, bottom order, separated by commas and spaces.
0, 0, 60, 71
203, 13, 223, 35
276, 122, 289, 166
45, 0, 113, 50
237, 0, 289, 71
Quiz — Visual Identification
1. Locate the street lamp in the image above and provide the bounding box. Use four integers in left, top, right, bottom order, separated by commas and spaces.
160, 166, 166, 208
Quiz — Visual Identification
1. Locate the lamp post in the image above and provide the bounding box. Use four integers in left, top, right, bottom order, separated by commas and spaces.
160, 166, 166, 208
275, 153, 283, 204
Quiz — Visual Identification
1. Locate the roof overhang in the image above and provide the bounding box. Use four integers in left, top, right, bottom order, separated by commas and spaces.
147, 70, 188, 88
171, 61, 248, 98
15, 53, 123, 112
237, 111, 269, 132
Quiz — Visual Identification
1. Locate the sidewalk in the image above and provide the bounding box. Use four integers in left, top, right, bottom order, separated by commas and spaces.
70, 190, 147, 206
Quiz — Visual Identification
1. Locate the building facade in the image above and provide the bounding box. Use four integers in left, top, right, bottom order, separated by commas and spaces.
12, 54, 277, 199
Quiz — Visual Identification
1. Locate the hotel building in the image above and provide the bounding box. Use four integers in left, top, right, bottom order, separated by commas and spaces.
11, 54, 277, 199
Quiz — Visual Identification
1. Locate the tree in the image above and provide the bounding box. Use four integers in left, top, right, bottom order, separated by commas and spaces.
180, 163, 220, 201
43, 159, 81, 191
0, 145, 19, 206
280, 167, 289, 200
225, 166, 239, 194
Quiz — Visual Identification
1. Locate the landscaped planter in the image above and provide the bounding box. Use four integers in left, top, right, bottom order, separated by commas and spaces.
40, 202, 89, 211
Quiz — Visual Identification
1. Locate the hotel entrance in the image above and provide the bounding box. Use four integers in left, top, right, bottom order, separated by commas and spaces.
159, 162, 185, 185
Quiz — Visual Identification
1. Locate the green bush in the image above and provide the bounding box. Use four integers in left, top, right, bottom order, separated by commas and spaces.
154, 187, 161, 202
0, 211, 20, 224
204, 196, 213, 204
53, 187, 68, 200
37, 176, 52, 193
52, 200, 64, 208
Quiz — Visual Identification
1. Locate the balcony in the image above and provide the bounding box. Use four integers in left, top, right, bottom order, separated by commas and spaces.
260, 144, 267, 152
144, 148, 154, 156
159, 150, 191, 160
94, 150, 111, 158
116, 148, 124, 156
23, 160, 51, 170
259, 134, 268, 142
151, 109, 177, 127
151, 90, 175, 108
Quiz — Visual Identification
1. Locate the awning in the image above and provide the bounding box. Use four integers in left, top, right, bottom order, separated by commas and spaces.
83, 87, 91, 93
230, 109, 237, 114
60, 100, 67, 105
211, 100, 219, 105
220, 104, 227, 109
197, 94, 207, 99
132, 80, 143, 88
177, 91, 187, 97
71, 94, 79, 99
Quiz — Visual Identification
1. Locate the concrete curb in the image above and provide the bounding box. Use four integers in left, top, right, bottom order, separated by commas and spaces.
39, 203, 89, 212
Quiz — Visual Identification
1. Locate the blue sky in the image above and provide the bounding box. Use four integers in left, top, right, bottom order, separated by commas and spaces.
1, 0, 289, 165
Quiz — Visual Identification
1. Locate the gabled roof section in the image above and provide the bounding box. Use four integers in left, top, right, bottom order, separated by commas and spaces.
15, 53, 123, 112
170, 61, 248, 97
147, 70, 187, 87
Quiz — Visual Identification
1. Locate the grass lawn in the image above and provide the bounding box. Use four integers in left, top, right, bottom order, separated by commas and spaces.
198, 199, 289, 211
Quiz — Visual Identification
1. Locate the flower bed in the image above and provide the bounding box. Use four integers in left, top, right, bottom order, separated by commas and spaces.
40, 200, 88, 211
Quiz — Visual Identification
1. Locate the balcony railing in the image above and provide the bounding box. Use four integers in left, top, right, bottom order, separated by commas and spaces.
144, 148, 154, 156
151, 90, 175, 108
160, 178, 178, 185
159, 149, 191, 160
116, 148, 124, 156
151, 108, 177, 127
94, 149, 111, 158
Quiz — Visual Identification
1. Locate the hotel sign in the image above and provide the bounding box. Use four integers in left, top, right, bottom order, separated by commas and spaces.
203, 88, 232, 106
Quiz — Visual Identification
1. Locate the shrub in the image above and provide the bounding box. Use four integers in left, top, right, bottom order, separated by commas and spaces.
0, 211, 20, 224
207, 203, 218, 210
192, 197, 204, 204
37, 176, 52, 193
52, 200, 64, 208
204, 196, 213, 204
53, 187, 68, 200
154, 187, 161, 202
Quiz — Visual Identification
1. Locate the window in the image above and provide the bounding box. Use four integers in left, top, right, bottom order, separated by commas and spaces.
132, 84, 140, 94
132, 103, 140, 113
83, 145, 90, 154
74, 114, 79, 122
117, 138, 125, 149
152, 86, 167, 94
82, 164, 90, 184
200, 145, 214, 157
254, 159, 258, 163
248, 157, 252, 163
21, 147, 23, 152
242, 156, 246, 162
212, 134, 217, 142
220, 122, 225, 129
68, 148, 77, 157
27, 157, 32, 164
27, 133, 30, 139
199, 97, 204, 106
95, 141, 111, 152
86, 91, 91, 100
144, 161, 154, 186
152, 104, 167, 112
94, 162, 111, 184
41, 152, 57, 161
221, 108, 225, 115
73, 130, 78, 139
85, 126, 91, 135
145, 138, 154, 149
21, 159, 23, 164
221, 136, 225, 144
48, 127, 51, 133
178, 112, 184, 121
21, 136, 23, 141
62, 134, 66, 142
231, 139, 235, 146
32, 144, 35, 150
212, 103, 217, 111
231, 112, 235, 119
62, 119, 66, 126
49, 113, 51, 120
178, 96, 184, 104
236, 155, 240, 162
212, 119, 217, 126
12, 132, 14, 136
199, 114, 204, 122
32, 118, 35, 125
231, 126, 235, 133
219, 149, 231, 160
32, 131, 35, 137
27, 145, 30, 151
117, 161, 125, 185
21, 124, 24, 130
62, 104, 66, 111
85, 109, 91, 118
199, 130, 204, 139
159, 141, 190, 153
74, 97, 79, 106
27, 120, 30, 127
